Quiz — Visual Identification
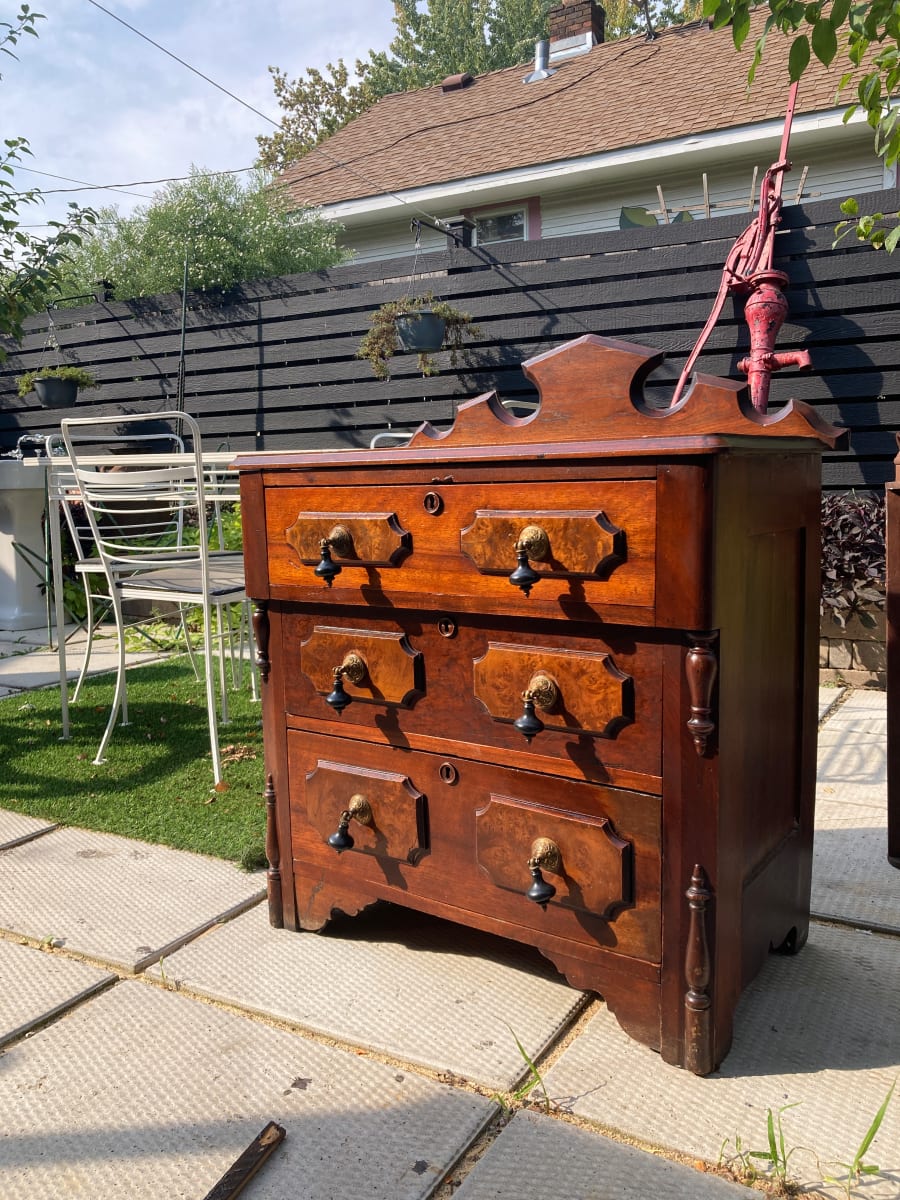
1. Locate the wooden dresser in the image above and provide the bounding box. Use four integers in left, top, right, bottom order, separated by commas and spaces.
236, 336, 844, 1074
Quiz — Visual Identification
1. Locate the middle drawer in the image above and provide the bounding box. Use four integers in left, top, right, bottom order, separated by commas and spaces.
280, 607, 662, 790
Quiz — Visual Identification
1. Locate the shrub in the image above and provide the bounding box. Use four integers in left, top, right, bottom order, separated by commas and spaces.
820, 490, 885, 628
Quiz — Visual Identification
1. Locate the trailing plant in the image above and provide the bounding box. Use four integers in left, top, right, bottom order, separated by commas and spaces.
820, 490, 885, 628
16, 364, 97, 398
356, 292, 480, 380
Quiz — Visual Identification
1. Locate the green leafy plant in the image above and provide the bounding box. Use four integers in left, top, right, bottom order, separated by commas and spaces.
16, 364, 98, 398
718, 1103, 804, 1195
492, 1024, 551, 1116
820, 490, 885, 628
748, 1104, 803, 1185
822, 1079, 895, 1198
356, 292, 480, 380
834, 196, 900, 253
50, 167, 348, 302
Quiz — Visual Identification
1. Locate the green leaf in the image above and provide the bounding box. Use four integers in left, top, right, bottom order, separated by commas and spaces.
840, 196, 859, 214
711, 1, 734, 29
789, 34, 811, 80
812, 18, 837, 64
619, 206, 658, 229
829, 0, 852, 26
884, 224, 900, 253
733, 5, 751, 48
748, 36, 765, 83
854, 1080, 895, 1161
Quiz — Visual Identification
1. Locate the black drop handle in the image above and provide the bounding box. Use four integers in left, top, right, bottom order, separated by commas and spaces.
513, 674, 558, 743
325, 669, 352, 712
514, 692, 545, 742
327, 811, 355, 852
315, 538, 342, 587
526, 864, 557, 906
327, 794, 372, 853
324, 652, 367, 713
508, 525, 550, 597
509, 546, 541, 596
525, 838, 560, 907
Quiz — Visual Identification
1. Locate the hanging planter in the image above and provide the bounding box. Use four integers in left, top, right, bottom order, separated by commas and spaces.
395, 309, 447, 354
15, 311, 99, 408
356, 293, 479, 381
16, 365, 98, 408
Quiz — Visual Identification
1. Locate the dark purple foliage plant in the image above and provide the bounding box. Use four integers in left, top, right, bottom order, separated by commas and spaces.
820, 491, 885, 629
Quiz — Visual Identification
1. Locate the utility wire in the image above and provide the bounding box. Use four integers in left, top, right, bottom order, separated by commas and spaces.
84, 0, 456, 232
35, 165, 255, 195
85, 0, 282, 129
15, 164, 154, 200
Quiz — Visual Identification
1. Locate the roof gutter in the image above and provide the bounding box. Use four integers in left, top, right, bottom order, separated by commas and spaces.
317, 105, 866, 225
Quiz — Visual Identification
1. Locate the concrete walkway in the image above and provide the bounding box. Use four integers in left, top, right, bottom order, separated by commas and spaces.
0, 638, 897, 1198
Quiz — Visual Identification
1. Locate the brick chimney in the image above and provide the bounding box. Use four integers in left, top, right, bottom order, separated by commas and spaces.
548, 0, 605, 59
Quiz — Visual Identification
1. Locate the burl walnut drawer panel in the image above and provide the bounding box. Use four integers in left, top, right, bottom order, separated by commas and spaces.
287, 731, 661, 962
264, 479, 656, 618
280, 610, 663, 788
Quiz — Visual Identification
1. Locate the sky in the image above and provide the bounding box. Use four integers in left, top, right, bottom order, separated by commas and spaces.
4, 0, 399, 233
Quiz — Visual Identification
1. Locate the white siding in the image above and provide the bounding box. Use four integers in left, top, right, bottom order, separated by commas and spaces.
540, 142, 886, 239
338, 134, 886, 262
341, 220, 446, 265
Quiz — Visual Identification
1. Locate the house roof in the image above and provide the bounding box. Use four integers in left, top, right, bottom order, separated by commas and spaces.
279, 15, 852, 211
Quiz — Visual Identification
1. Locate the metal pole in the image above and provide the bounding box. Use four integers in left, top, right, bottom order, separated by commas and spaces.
176, 246, 188, 413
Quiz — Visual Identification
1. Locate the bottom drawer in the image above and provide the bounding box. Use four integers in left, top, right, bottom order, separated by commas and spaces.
287, 730, 661, 964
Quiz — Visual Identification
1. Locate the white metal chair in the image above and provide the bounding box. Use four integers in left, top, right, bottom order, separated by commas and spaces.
61, 411, 248, 785
48, 428, 192, 713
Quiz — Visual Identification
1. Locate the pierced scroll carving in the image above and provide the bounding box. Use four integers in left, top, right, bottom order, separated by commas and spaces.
685, 631, 718, 755
252, 600, 271, 684
264, 774, 283, 929
684, 864, 713, 1075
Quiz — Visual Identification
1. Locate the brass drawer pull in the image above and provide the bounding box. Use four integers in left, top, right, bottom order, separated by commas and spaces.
327, 793, 373, 853
509, 524, 550, 596
513, 672, 559, 742
526, 837, 561, 907
314, 525, 352, 587
325, 652, 368, 712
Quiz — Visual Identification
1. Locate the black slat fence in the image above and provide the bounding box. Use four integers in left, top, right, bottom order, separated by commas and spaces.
1, 190, 897, 488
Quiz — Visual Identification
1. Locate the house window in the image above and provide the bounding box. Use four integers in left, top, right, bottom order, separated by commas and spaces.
474, 207, 526, 245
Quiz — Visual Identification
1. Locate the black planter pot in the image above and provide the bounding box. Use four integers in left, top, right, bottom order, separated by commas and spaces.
33, 377, 79, 408
396, 310, 446, 354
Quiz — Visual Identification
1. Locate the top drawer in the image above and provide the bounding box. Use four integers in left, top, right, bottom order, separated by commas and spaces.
263, 479, 657, 620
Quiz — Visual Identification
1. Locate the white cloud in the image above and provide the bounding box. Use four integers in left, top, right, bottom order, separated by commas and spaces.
6, 0, 397, 229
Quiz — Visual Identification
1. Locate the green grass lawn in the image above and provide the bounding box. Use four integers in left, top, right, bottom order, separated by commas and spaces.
0, 656, 267, 869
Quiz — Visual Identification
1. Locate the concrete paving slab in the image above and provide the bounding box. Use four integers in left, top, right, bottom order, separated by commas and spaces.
0, 826, 265, 972
812, 801, 899, 932
0, 641, 159, 692
0, 626, 50, 651
146, 902, 587, 1091
0, 808, 56, 850
544, 923, 900, 1198
817, 711, 886, 804
453, 1110, 756, 1199
820, 688, 887, 731
0, 980, 494, 1199
818, 686, 844, 720
0, 938, 114, 1049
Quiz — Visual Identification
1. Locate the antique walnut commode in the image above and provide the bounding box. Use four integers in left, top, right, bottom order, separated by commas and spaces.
235, 335, 844, 1074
